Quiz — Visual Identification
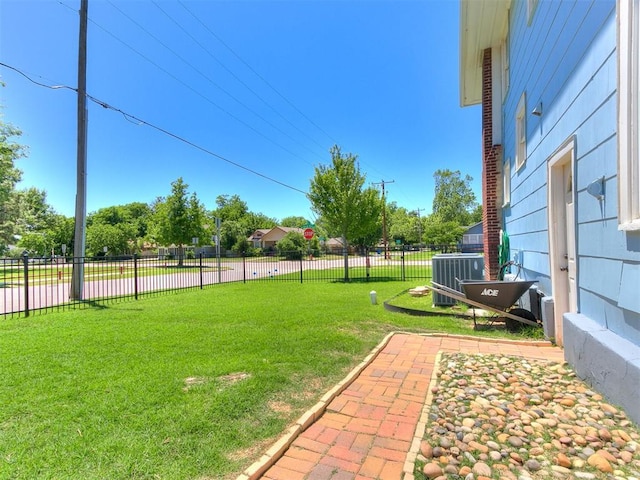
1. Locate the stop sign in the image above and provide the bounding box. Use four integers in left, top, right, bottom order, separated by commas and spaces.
303, 228, 314, 240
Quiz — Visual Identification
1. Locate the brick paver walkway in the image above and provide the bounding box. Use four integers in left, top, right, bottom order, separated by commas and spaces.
237, 333, 565, 480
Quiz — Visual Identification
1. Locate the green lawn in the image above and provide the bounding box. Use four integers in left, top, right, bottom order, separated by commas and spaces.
0, 281, 538, 479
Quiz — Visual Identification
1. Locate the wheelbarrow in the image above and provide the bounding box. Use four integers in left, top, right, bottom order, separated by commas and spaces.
427, 274, 540, 331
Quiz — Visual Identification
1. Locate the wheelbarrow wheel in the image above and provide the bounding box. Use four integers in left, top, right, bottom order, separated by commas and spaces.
505, 308, 536, 333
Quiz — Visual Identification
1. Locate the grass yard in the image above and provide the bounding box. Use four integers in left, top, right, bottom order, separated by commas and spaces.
0, 280, 539, 479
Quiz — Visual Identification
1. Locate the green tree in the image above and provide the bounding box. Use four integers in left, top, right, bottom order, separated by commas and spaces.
276, 231, 306, 260
48, 215, 75, 257
0, 120, 26, 253
218, 220, 245, 251
86, 222, 130, 257
88, 205, 126, 227
470, 204, 483, 224
211, 195, 276, 252
153, 178, 207, 266
240, 212, 277, 237
231, 236, 251, 255
17, 233, 49, 256
280, 216, 308, 228
308, 145, 382, 281
387, 204, 423, 245
423, 217, 466, 247
15, 187, 55, 233
432, 169, 478, 225
213, 194, 248, 221
88, 203, 153, 254
17, 214, 74, 258
14, 188, 58, 256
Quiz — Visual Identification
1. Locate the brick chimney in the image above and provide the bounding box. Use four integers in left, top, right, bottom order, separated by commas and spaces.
481, 48, 502, 280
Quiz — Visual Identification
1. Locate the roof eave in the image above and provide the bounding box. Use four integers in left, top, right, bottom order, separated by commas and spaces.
459, 0, 511, 107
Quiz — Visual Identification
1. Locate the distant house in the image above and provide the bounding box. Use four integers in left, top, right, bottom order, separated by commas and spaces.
248, 227, 304, 250
248, 229, 271, 249
460, 0, 640, 423
322, 237, 346, 253
461, 222, 483, 253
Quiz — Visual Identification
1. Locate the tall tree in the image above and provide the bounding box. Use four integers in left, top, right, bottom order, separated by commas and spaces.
15, 188, 59, 256
388, 205, 422, 245
218, 220, 245, 251
48, 215, 75, 257
432, 169, 478, 225
213, 194, 248, 221
0, 120, 26, 253
87, 203, 153, 254
153, 178, 206, 266
280, 216, 308, 228
276, 231, 307, 260
470, 204, 483, 224
308, 145, 382, 280
240, 211, 277, 237
86, 222, 131, 257
423, 216, 466, 246
15, 187, 55, 234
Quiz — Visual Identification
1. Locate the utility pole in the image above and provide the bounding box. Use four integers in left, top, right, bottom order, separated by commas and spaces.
372, 180, 394, 260
415, 207, 425, 248
70, 0, 88, 300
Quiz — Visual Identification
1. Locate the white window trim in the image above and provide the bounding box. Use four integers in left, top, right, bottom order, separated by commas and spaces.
618, 0, 640, 230
527, 0, 539, 25
503, 158, 512, 207
516, 93, 527, 171
501, 36, 510, 102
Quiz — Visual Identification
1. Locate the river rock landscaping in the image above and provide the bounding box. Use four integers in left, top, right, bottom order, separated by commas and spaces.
415, 353, 640, 480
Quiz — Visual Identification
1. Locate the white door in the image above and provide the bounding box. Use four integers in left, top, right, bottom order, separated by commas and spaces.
563, 163, 578, 312
548, 138, 578, 346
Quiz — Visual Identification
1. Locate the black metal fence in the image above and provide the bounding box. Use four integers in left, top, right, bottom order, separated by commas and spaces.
0, 246, 466, 318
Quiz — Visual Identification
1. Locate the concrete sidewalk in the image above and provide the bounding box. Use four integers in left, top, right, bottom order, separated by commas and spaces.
237, 333, 564, 480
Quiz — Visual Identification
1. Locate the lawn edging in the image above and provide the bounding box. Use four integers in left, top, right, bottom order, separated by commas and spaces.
236, 331, 397, 480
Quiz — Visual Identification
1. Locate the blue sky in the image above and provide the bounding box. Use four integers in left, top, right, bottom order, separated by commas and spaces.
0, 0, 481, 223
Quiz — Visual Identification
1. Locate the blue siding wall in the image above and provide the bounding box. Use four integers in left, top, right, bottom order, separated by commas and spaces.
502, 0, 640, 345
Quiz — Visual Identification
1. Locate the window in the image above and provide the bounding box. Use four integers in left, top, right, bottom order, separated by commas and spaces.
503, 158, 512, 206
516, 93, 527, 170
463, 233, 483, 245
618, 0, 640, 230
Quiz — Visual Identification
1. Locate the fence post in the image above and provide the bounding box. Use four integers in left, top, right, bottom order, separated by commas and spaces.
300, 254, 303, 283
134, 254, 138, 300
22, 252, 30, 317
366, 248, 370, 282
243, 252, 246, 283
401, 246, 406, 282
199, 253, 203, 289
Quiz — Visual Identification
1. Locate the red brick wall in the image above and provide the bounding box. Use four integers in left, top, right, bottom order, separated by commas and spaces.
482, 49, 502, 280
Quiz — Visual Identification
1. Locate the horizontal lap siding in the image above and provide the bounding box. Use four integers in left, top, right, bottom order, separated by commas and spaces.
579, 289, 640, 343
495, 0, 640, 427
503, 1, 603, 286
503, 1, 640, 340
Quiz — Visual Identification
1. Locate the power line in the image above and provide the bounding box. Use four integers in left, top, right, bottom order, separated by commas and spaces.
0, 62, 308, 196
152, 0, 330, 156
58, 0, 405, 191
58, 1, 312, 165
177, 0, 339, 146
0, 64, 74, 92
106, 0, 323, 164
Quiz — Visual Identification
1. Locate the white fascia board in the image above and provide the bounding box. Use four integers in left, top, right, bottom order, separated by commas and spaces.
459, 0, 510, 107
